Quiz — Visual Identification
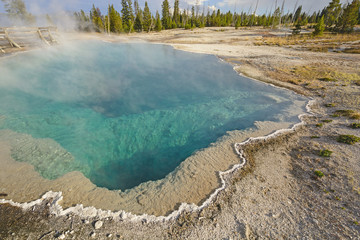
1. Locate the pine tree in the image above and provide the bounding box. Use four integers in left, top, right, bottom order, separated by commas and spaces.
325, 0, 342, 28
272, 7, 281, 28
96, 16, 104, 32
235, 15, 241, 29
191, 6, 195, 27
161, 0, 170, 29
259, 14, 267, 27
90, 5, 104, 32
215, 9, 221, 26
134, 0, 140, 16
182, 8, 188, 27
313, 15, 325, 36
108, 4, 122, 33
121, 0, 134, 33
74, 10, 91, 31
134, 12, 143, 32
309, 12, 317, 23
199, 13, 205, 28
155, 11, 162, 31
80, 10, 89, 22
335, 0, 360, 32
293, 5, 302, 23
173, 0, 180, 26
143, 2, 152, 32
1, 0, 36, 25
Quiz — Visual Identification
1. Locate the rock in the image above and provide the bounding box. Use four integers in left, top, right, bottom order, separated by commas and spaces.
119, 212, 125, 220
107, 233, 113, 238
90, 232, 96, 238
57, 233, 65, 239
94, 220, 103, 229
272, 213, 281, 218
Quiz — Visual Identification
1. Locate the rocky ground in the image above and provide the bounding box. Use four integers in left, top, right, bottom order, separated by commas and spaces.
0, 27, 359, 239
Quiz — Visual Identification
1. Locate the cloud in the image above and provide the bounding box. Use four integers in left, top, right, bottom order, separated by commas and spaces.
215, 0, 337, 15
217, 0, 259, 8
208, 5, 217, 11
218, 0, 238, 8
183, 0, 208, 6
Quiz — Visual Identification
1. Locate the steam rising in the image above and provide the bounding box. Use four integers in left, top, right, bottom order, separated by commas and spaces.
0, 0, 79, 30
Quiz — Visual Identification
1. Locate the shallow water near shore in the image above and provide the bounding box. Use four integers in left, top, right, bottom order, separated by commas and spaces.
0, 41, 308, 192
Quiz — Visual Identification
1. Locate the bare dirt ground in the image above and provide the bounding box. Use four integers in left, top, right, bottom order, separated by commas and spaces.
1, 27, 360, 239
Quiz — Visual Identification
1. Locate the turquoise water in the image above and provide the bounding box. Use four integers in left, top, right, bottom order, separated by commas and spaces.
0, 41, 306, 190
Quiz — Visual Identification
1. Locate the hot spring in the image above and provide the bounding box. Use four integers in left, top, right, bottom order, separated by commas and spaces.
0, 41, 307, 194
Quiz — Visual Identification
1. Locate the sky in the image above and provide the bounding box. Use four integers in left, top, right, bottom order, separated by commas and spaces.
0, 0, 343, 17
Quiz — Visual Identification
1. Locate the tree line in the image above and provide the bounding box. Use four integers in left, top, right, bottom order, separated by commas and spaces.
74, 0, 360, 34
1, 0, 359, 34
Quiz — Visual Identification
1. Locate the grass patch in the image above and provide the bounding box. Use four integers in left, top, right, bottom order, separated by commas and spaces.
325, 103, 336, 107
272, 62, 360, 87
349, 123, 360, 129
331, 114, 340, 117
351, 113, 360, 120
342, 48, 360, 54
335, 109, 355, 115
337, 135, 360, 145
259, 33, 360, 47
318, 77, 337, 82
311, 136, 320, 139
319, 149, 333, 157
314, 170, 324, 178
308, 46, 328, 52
335, 109, 360, 119
276, 63, 360, 86
316, 123, 323, 128
322, 119, 333, 123
288, 79, 299, 85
